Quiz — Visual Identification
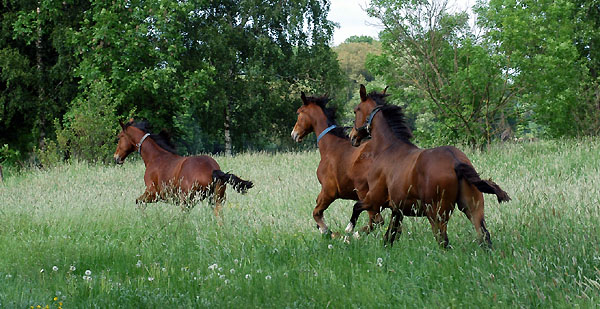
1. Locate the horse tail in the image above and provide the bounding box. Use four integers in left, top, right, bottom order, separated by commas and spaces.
454, 163, 511, 203
212, 170, 253, 194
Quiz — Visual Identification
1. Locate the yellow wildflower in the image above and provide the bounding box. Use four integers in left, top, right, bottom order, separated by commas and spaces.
53, 297, 58, 301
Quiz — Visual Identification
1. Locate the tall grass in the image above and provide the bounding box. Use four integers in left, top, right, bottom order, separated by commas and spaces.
0, 139, 599, 307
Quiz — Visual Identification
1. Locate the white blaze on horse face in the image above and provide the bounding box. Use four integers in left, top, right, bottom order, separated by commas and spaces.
291, 129, 300, 142
345, 222, 354, 233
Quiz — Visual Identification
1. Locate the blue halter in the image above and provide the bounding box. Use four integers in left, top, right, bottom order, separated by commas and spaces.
316, 125, 337, 145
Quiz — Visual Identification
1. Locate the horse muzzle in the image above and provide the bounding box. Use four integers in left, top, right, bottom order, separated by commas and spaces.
291, 130, 302, 143
114, 155, 124, 165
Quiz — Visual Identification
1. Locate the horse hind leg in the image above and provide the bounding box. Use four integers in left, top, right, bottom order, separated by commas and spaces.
458, 181, 492, 248
384, 210, 403, 245
212, 181, 226, 219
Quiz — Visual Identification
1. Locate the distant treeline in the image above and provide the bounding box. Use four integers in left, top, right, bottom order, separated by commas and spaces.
1, 0, 599, 167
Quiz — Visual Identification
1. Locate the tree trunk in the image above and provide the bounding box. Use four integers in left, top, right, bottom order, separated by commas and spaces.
224, 100, 232, 156
36, 5, 46, 150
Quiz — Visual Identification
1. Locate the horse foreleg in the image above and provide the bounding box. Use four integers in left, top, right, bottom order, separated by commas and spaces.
314, 191, 335, 235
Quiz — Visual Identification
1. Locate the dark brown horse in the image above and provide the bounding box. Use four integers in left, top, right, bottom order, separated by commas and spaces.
113, 119, 253, 216
291, 93, 383, 235
348, 85, 510, 247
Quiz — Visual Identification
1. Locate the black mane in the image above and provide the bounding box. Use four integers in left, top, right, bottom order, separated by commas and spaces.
368, 91, 414, 145
125, 120, 178, 154
305, 95, 349, 140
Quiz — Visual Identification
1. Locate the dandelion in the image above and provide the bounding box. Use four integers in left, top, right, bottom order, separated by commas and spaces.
148, 277, 154, 282
377, 257, 383, 264
40, 269, 45, 273
69, 265, 76, 272
85, 270, 91, 276
265, 275, 272, 280
256, 269, 262, 273
224, 279, 230, 284
233, 259, 239, 264
230, 268, 235, 274
5, 274, 12, 279
208, 263, 218, 271
245, 274, 251, 279
219, 274, 225, 279
136, 260, 142, 268
328, 244, 333, 249
161, 267, 166, 272
52, 266, 58, 272
218, 267, 223, 272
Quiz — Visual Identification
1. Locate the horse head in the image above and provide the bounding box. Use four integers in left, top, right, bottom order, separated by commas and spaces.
291, 92, 332, 143
350, 84, 388, 147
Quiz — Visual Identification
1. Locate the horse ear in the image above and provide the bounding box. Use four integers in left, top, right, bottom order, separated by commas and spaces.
359, 84, 367, 101
382, 86, 389, 95
301, 92, 308, 105
119, 120, 125, 129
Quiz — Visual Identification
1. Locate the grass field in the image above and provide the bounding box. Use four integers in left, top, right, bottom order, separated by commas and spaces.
1, 138, 599, 307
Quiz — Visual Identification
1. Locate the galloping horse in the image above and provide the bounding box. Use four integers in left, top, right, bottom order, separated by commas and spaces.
114, 119, 253, 216
291, 93, 384, 235
347, 85, 510, 247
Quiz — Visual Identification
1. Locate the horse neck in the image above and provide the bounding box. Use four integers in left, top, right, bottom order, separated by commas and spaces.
138, 138, 176, 167
312, 115, 343, 155
370, 113, 415, 154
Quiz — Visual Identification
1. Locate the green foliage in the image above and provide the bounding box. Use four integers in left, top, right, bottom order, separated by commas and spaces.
476, 0, 600, 137
343, 35, 375, 44
367, 0, 519, 146
1, 139, 599, 306
43, 79, 120, 165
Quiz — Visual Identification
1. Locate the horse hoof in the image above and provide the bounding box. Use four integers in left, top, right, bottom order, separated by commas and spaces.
343, 236, 351, 244
344, 223, 354, 234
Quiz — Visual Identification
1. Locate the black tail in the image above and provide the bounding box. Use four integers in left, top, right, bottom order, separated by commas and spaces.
212, 170, 253, 194
455, 163, 511, 203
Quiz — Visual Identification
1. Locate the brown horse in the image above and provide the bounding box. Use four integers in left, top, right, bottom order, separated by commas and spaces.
291, 93, 384, 235
347, 85, 510, 247
113, 119, 253, 216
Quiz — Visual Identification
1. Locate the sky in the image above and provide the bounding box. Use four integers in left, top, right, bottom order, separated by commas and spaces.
328, 0, 474, 46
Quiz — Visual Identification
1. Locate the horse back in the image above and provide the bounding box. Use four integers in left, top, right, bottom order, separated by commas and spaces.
177, 155, 221, 189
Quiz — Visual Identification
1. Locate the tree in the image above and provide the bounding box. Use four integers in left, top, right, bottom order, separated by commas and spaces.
191, 0, 343, 155
367, 0, 519, 145
476, 0, 600, 137
0, 0, 85, 157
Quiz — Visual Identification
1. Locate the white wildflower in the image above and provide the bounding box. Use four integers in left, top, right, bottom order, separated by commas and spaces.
69, 265, 76, 272
328, 244, 333, 249
230, 269, 235, 274
265, 275, 272, 280
245, 274, 251, 279
52, 266, 58, 272
136, 260, 142, 268
148, 277, 154, 282
85, 270, 91, 276
40, 269, 45, 273
208, 263, 218, 271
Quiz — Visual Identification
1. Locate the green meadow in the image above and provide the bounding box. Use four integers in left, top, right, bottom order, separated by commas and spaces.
1, 139, 599, 307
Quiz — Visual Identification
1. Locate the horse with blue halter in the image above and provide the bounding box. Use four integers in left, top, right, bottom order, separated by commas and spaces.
347, 85, 510, 247
113, 119, 253, 216
291, 93, 384, 236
